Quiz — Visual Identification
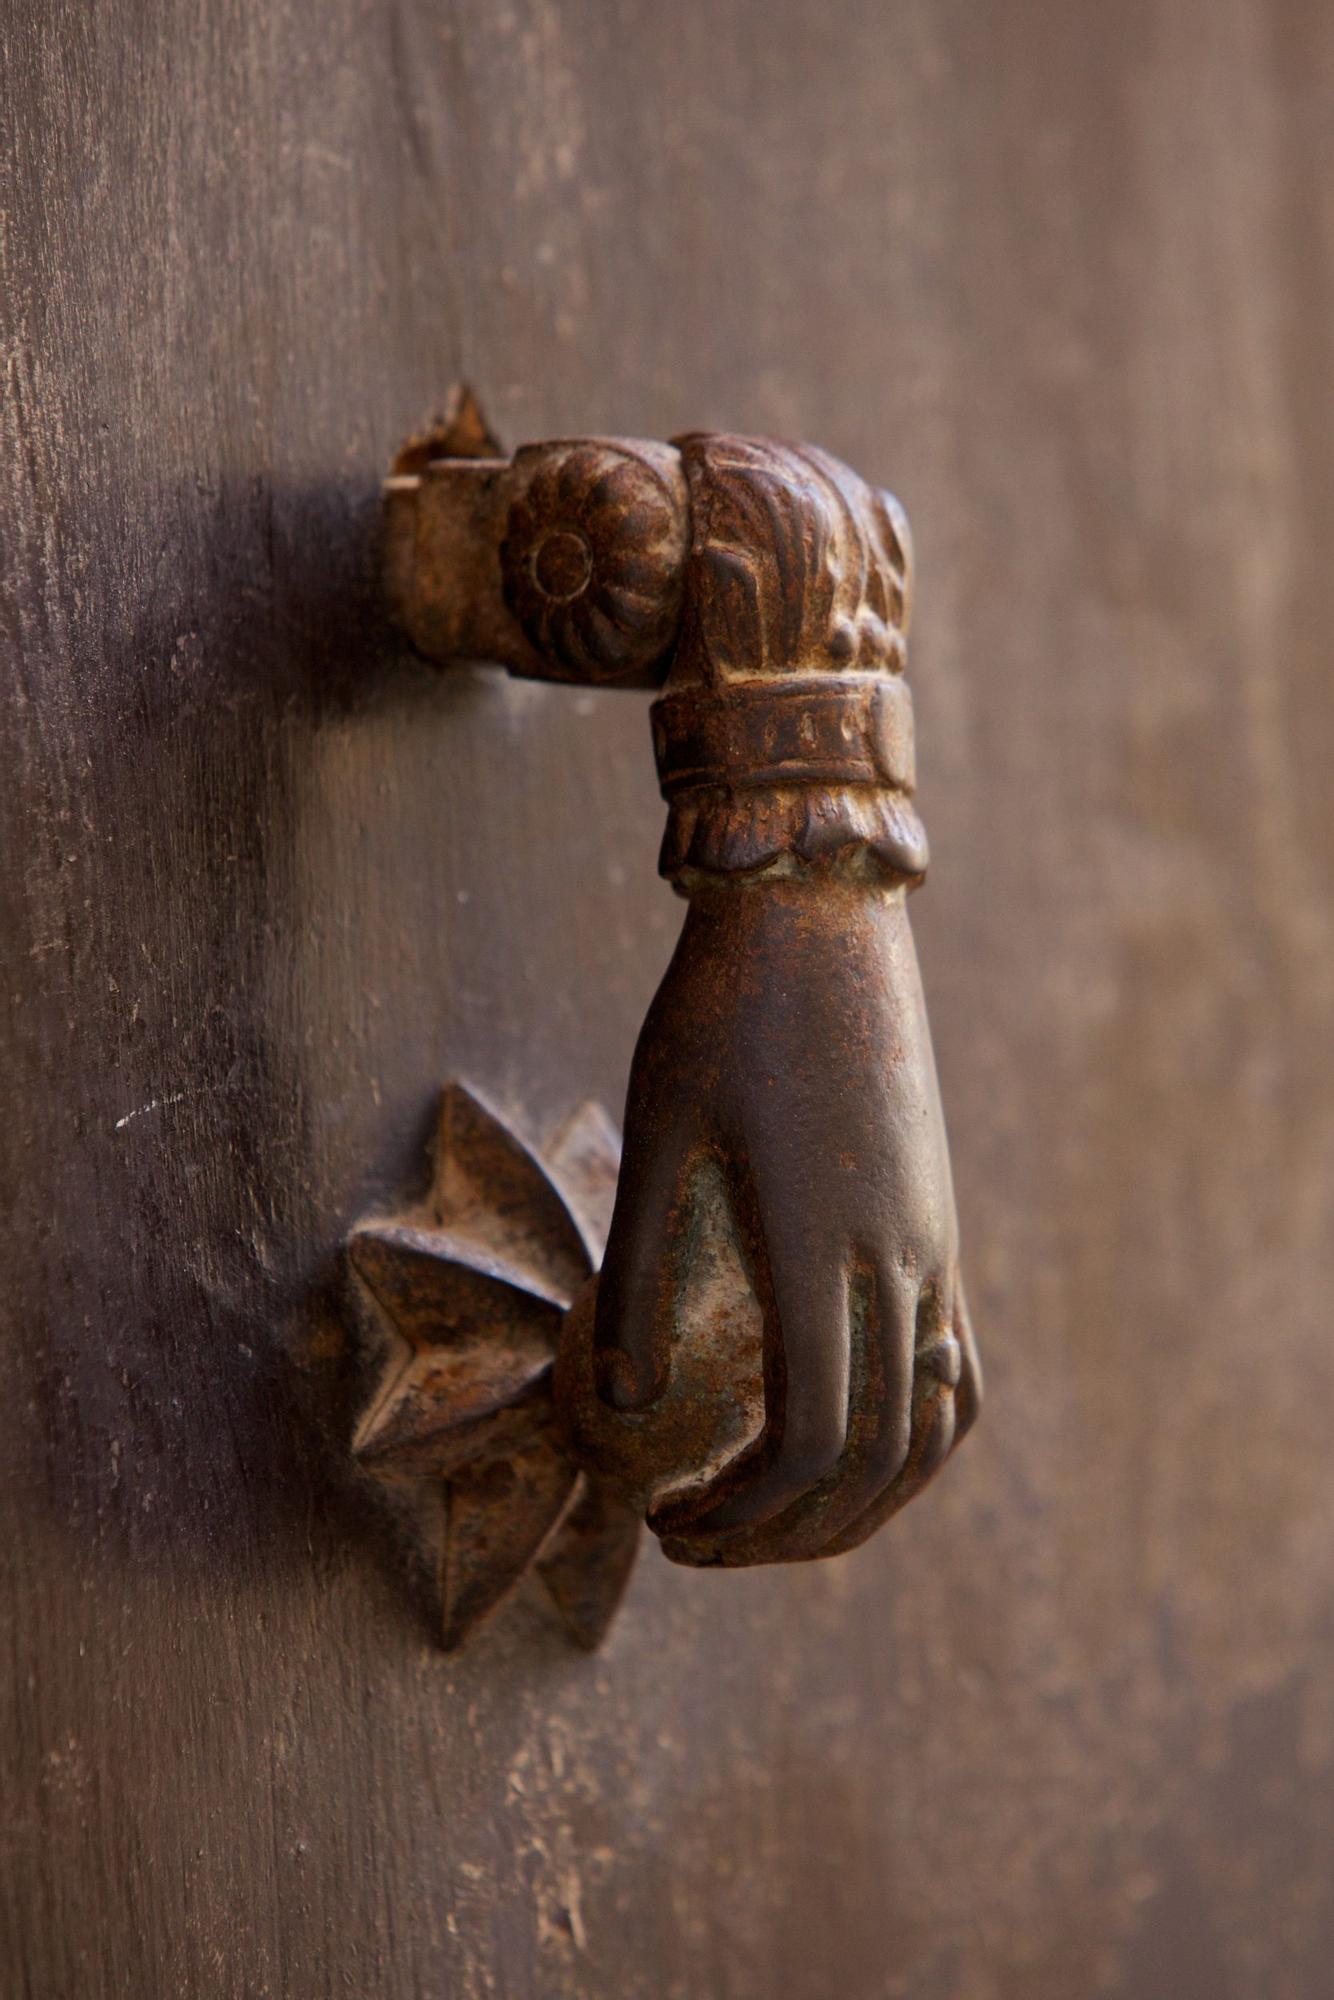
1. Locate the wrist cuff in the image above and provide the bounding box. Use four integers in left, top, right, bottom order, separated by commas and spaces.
651, 676, 927, 888
651, 675, 916, 796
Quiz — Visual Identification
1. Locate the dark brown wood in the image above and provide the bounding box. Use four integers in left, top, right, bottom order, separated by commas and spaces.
5, 1, 1334, 1995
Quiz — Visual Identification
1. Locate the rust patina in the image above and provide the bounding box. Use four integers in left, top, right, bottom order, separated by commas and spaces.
359, 391, 981, 1643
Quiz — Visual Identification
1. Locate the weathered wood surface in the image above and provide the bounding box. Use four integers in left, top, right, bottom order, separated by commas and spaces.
4, 1, 1334, 1994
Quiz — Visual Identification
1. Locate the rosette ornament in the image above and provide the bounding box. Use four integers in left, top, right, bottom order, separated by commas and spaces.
499, 440, 688, 684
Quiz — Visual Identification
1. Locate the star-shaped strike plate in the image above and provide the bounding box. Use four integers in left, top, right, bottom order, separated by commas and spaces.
346, 1082, 641, 1651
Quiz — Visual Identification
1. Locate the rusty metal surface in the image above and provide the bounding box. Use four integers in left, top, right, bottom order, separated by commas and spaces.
386, 417, 687, 689
385, 414, 980, 1586
346, 1082, 639, 1649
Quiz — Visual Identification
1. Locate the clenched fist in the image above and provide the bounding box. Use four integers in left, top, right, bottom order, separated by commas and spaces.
556, 868, 980, 1567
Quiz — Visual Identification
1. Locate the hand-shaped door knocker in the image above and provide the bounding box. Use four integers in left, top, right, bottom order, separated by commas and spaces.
347, 389, 980, 1649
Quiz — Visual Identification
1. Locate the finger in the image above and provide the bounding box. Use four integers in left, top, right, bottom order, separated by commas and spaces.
950, 1281, 983, 1442
814, 1378, 956, 1558
593, 1108, 699, 1411
814, 1283, 979, 1558
649, 1184, 854, 1540
663, 1257, 919, 1565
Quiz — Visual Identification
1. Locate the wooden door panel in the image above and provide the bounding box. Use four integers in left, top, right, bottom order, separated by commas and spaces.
5, 2, 1334, 1995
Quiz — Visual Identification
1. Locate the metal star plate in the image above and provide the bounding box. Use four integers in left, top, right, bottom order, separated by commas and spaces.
346, 1082, 640, 1650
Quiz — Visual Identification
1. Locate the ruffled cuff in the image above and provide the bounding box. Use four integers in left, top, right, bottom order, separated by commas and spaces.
659, 783, 928, 887
651, 673, 927, 889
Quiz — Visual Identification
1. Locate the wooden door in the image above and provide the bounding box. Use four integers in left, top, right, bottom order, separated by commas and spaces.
5, 3, 1334, 1995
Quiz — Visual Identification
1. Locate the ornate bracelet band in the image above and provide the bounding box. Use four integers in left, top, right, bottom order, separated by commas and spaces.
651, 675, 916, 799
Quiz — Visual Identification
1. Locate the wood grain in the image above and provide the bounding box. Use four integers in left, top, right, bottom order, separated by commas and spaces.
4, 0, 1334, 1994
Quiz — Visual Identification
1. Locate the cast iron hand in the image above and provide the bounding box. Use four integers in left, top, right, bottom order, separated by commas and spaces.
557, 871, 980, 1566
384, 410, 981, 1584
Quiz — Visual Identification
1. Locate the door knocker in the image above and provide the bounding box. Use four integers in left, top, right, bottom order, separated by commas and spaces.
346, 389, 981, 1648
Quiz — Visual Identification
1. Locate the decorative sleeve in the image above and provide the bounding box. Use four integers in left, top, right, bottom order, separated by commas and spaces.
651, 433, 927, 890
